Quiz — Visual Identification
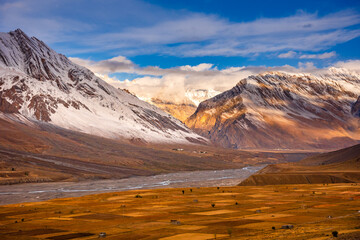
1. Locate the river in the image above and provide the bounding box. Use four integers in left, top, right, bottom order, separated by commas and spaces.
0, 165, 265, 205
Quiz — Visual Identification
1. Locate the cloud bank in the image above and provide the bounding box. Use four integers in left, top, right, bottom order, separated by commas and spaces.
70, 56, 360, 105
1, 0, 359, 58
88, 10, 360, 57
278, 51, 336, 59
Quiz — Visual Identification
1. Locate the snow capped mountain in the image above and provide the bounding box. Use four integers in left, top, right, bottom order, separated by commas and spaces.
0, 29, 206, 144
185, 89, 221, 107
186, 69, 360, 150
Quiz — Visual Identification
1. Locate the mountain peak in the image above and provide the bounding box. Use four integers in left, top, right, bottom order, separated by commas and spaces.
0, 29, 205, 144
12, 28, 27, 36
186, 70, 360, 150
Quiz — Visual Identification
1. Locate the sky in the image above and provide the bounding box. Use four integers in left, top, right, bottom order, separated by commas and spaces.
1, 0, 360, 103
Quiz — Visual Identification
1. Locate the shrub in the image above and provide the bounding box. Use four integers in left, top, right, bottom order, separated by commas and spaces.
211, 203, 215, 208
332, 231, 338, 237
227, 228, 232, 237
182, 190, 185, 194
135, 194, 142, 198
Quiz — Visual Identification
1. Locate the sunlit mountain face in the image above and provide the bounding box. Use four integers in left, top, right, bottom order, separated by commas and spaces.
1, 1, 360, 239
186, 69, 360, 150
1, 0, 360, 150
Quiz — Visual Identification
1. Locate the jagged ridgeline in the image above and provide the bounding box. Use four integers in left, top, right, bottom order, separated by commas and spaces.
0, 29, 206, 144
186, 70, 360, 150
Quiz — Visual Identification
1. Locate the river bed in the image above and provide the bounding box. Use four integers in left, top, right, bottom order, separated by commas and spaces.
0, 165, 265, 205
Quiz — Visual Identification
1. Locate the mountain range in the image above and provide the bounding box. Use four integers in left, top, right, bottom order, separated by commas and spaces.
1, 29, 318, 184
185, 69, 360, 150
1, 29, 359, 153
0, 29, 205, 145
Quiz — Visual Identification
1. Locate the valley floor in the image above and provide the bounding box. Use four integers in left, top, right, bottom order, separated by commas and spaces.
0, 183, 359, 239
0, 166, 264, 205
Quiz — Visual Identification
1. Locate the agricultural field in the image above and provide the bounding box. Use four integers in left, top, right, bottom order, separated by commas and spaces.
0, 183, 359, 239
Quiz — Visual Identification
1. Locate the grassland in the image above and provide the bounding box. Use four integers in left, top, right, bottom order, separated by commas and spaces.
0, 183, 359, 239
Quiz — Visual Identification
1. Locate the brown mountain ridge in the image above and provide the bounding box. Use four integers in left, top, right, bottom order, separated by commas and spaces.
239, 143, 360, 186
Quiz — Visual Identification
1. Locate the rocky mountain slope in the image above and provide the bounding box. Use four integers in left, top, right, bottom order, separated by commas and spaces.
148, 98, 197, 122
186, 70, 360, 150
0, 112, 313, 184
239, 143, 360, 185
0, 29, 205, 144
145, 89, 220, 122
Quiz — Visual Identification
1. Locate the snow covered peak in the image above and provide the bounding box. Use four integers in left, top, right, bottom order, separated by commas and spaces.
185, 89, 221, 106
0, 29, 206, 144
186, 70, 360, 150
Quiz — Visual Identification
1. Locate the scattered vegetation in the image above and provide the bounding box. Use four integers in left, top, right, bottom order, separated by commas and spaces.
227, 228, 232, 237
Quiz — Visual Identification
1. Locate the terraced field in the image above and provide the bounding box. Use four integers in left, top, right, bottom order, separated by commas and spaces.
0, 183, 359, 239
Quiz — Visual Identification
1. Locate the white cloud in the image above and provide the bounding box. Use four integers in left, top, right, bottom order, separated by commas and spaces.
278, 51, 297, 58
73, 56, 306, 104
2, 1, 358, 57
298, 62, 317, 70
300, 51, 336, 59
333, 60, 360, 72
179, 63, 214, 72
86, 10, 360, 57
69, 56, 135, 74
72, 56, 360, 105
100, 64, 299, 104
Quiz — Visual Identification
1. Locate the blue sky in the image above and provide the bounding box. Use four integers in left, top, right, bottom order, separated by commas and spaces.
0, 0, 359, 77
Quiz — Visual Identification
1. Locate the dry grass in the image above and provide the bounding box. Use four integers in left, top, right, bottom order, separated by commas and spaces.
0, 183, 359, 239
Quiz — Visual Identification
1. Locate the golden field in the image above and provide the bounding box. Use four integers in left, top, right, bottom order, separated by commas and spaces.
0, 183, 359, 239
